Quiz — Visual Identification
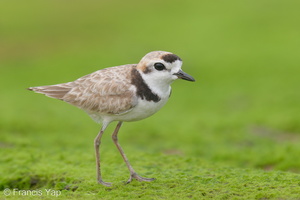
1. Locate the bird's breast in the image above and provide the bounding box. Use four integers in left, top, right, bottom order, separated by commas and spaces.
112, 92, 170, 122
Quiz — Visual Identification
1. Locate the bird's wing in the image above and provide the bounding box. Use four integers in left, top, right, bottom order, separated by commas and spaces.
30, 64, 138, 115
63, 64, 138, 115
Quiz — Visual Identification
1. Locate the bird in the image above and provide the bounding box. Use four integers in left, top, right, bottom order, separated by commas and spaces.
28, 51, 195, 187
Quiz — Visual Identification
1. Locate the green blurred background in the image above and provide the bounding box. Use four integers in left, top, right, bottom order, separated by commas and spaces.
1, 0, 300, 197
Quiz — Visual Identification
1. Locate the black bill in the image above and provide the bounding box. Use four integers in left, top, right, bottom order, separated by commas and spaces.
173, 70, 195, 82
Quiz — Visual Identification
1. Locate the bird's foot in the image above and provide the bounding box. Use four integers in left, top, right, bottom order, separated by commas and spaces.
126, 173, 156, 184
98, 180, 112, 187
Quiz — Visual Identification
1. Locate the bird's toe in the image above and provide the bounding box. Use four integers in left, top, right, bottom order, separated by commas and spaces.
126, 173, 156, 184
98, 180, 112, 187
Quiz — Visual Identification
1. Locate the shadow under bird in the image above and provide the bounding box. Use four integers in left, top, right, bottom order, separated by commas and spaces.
28, 51, 195, 186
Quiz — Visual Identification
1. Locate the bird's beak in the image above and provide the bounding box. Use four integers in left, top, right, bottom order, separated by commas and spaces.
173, 70, 195, 82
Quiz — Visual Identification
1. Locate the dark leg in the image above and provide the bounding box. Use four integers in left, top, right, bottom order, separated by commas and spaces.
94, 124, 111, 186
112, 121, 155, 184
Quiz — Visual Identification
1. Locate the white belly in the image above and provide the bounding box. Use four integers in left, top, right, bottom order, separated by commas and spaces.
88, 80, 172, 124
110, 97, 169, 122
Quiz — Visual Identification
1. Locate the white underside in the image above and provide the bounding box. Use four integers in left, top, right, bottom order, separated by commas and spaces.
88, 88, 170, 125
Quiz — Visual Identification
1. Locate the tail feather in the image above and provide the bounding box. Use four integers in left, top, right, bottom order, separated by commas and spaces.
28, 83, 74, 100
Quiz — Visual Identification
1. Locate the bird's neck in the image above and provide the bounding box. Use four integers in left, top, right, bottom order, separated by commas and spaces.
140, 74, 172, 99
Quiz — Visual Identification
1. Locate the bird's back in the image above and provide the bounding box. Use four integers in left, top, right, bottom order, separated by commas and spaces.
29, 64, 138, 116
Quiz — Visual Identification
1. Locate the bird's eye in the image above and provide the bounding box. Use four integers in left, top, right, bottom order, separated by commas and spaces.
154, 63, 166, 71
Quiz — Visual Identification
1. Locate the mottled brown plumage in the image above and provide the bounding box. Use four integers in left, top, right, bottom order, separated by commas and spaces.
29, 65, 137, 115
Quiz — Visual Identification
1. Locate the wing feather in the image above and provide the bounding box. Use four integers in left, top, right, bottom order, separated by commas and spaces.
28, 83, 75, 99
64, 65, 137, 114
29, 64, 137, 115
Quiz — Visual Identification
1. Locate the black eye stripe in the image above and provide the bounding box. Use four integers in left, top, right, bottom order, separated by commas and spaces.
154, 62, 166, 71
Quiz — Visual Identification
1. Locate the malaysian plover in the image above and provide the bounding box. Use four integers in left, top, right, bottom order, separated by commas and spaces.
28, 51, 195, 186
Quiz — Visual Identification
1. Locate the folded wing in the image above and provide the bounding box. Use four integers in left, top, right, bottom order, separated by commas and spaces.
29, 65, 137, 115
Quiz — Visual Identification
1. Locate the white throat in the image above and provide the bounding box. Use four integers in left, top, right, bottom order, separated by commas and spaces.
139, 72, 172, 98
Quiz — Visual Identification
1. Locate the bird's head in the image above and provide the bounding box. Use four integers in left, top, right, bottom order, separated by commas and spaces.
136, 51, 195, 85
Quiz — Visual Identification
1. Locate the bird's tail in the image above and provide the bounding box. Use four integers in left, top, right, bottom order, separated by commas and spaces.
27, 83, 74, 100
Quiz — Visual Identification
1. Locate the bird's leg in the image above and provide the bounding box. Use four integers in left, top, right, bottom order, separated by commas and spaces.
112, 121, 155, 184
94, 124, 112, 187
